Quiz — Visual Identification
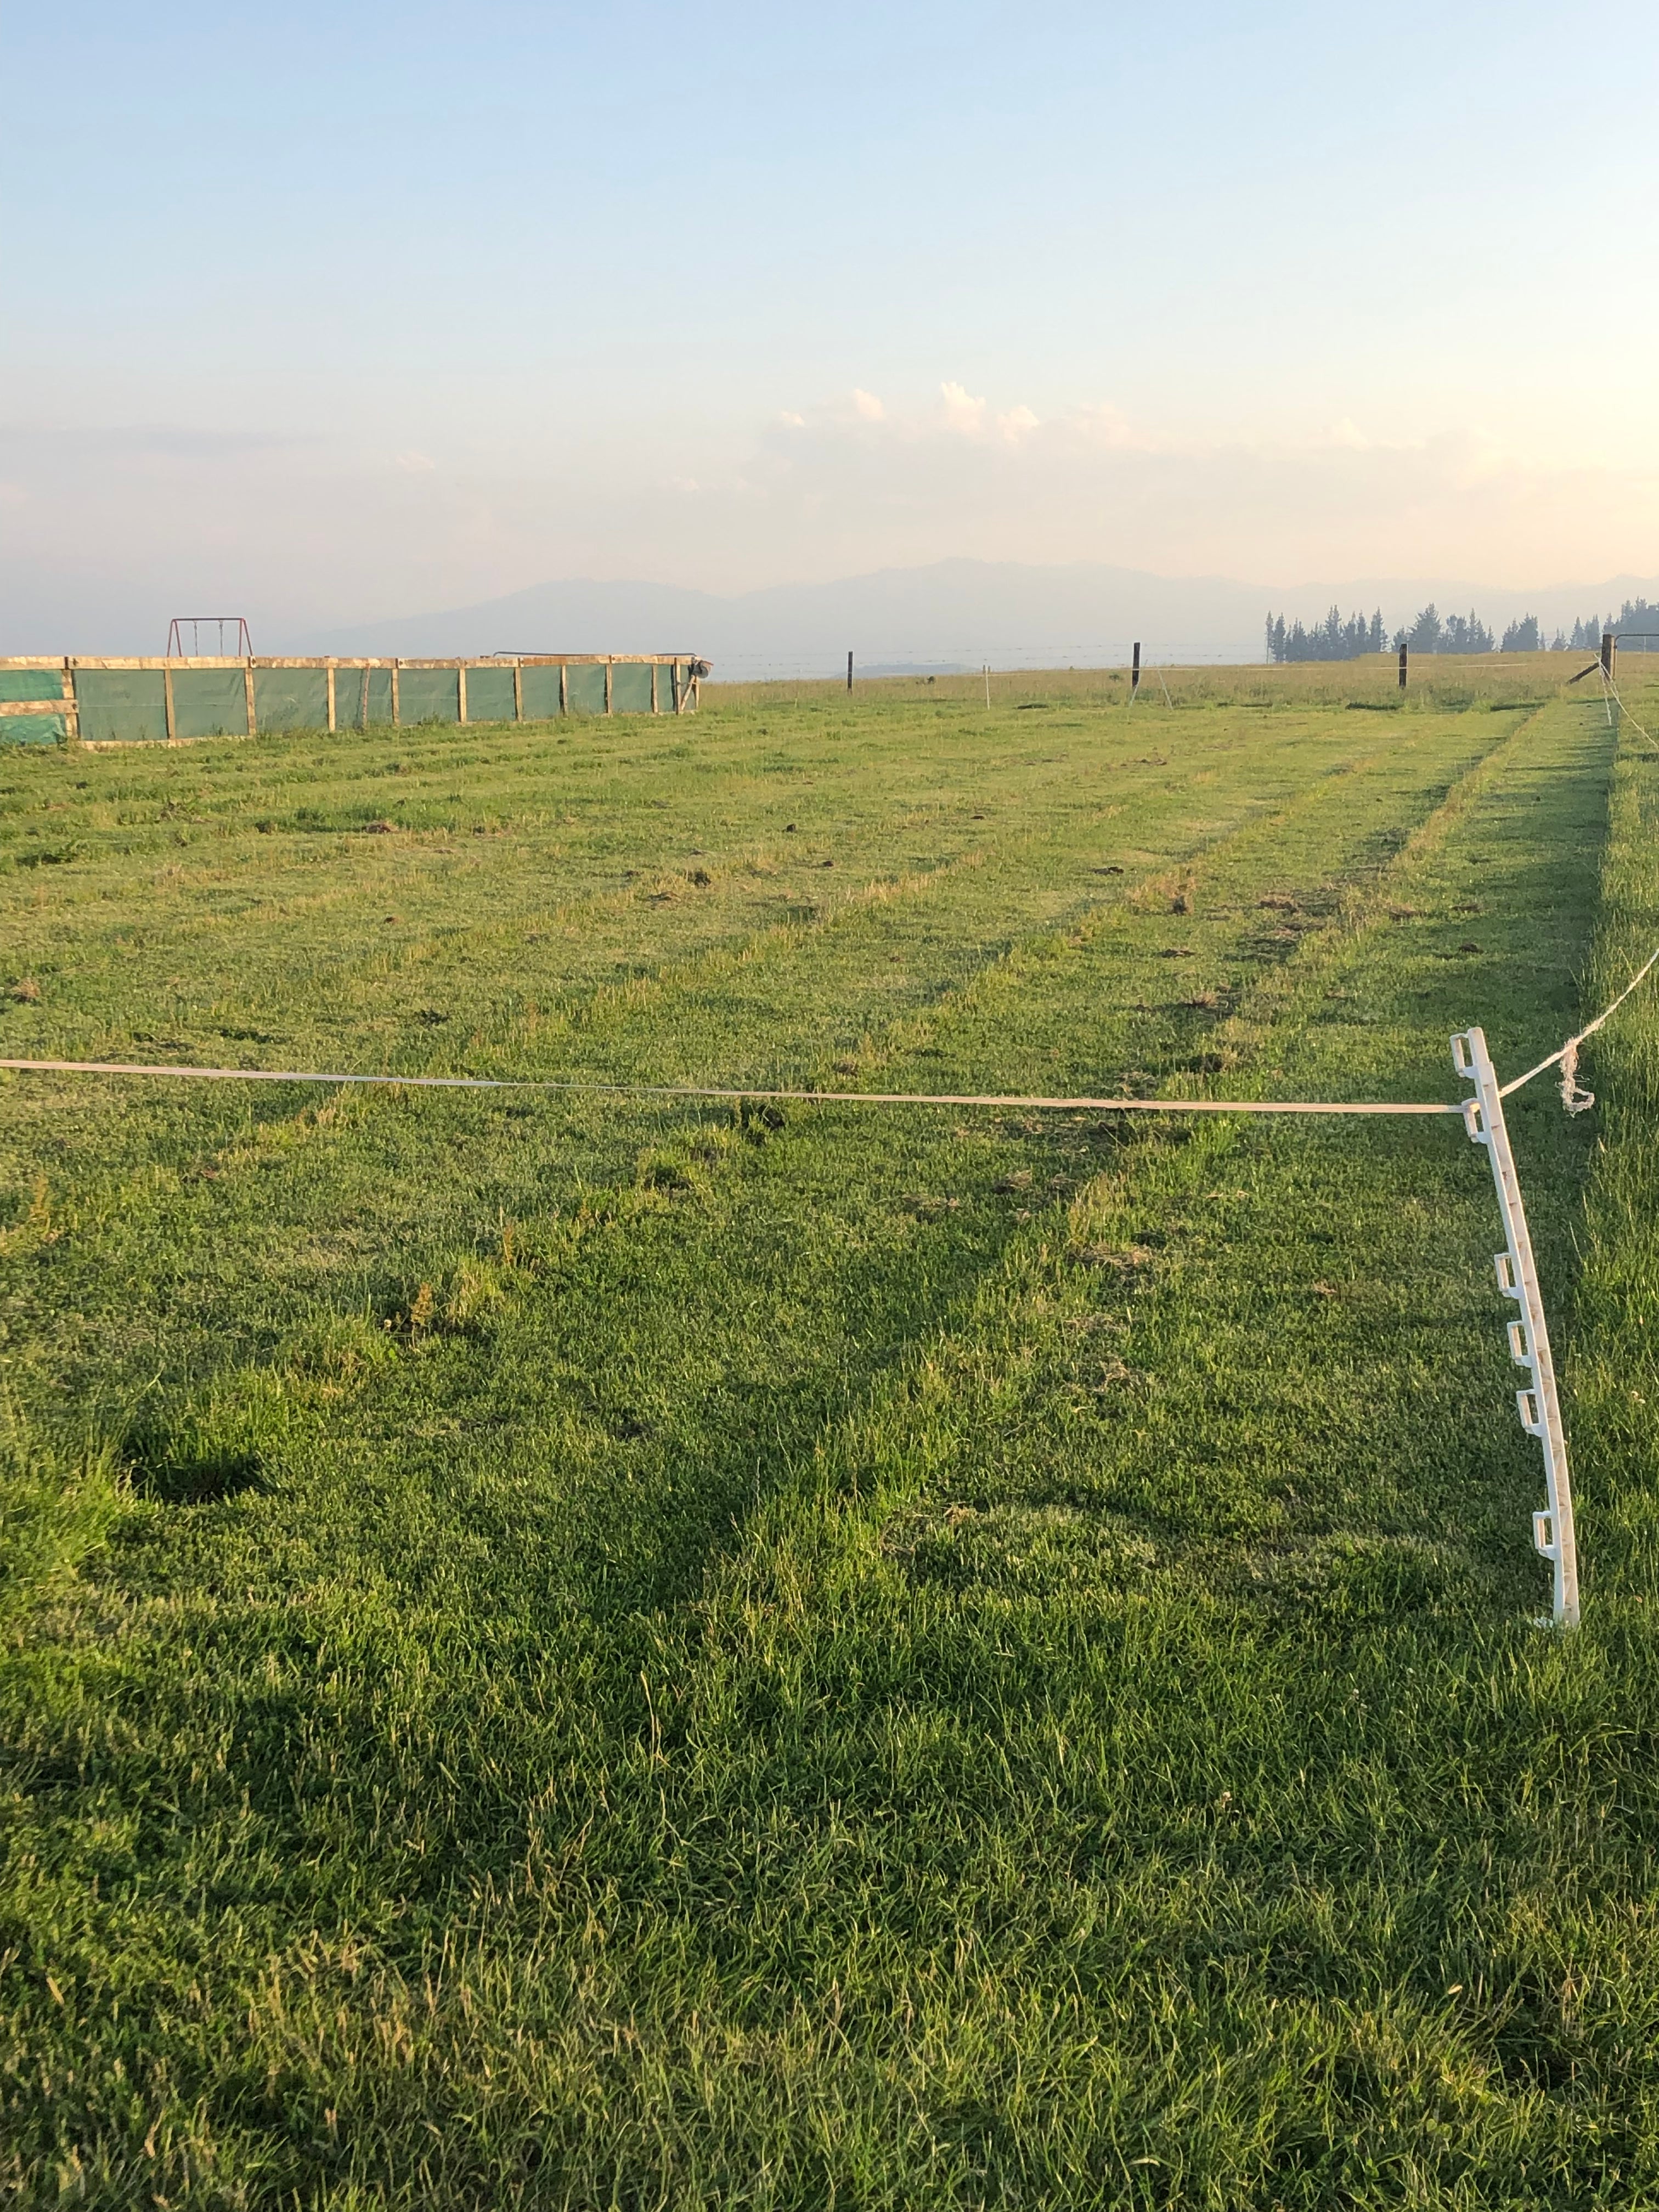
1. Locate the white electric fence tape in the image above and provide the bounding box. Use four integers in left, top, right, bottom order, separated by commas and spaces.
5, 942, 1658, 1632
3, 935, 1656, 1114
0, 1057, 1460, 1115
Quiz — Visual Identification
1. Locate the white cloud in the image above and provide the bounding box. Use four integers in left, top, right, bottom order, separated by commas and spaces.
851, 388, 886, 421
395, 450, 437, 472
940, 381, 986, 435
938, 385, 1039, 443
1074, 402, 1144, 451
729, 386, 1659, 592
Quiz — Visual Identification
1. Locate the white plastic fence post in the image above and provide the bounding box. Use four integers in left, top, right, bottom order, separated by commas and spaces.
1452, 1026, 1580, 1627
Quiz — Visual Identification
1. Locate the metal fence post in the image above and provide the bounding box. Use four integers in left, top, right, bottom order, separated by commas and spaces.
1453, 1026, 1580, 1627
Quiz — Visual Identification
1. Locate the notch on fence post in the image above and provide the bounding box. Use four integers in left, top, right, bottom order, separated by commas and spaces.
1452, 1026, 1580, 1627
1398, 645, 1408, 691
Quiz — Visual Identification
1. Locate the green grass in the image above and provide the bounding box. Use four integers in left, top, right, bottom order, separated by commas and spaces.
2, 668, 1658, 2206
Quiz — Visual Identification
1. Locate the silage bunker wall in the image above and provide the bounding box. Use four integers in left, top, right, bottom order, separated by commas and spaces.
0, 656, 700, 746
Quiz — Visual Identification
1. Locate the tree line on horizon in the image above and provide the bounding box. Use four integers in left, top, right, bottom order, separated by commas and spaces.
1266, 595, 1659, 662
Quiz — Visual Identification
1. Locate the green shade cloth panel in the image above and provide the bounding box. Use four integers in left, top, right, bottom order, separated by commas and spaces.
253, 669, 329, 735
1, 713, 65, 744
0, 670, 65, 701
331, 666, 370, 732
331, 666, 394, 731
611, 662, 653, 714
171, 668, 249, 740
399, 668, 459, 725
566, 663, 607, 715
464, 666, 517, 723
74, 670, 167, 743
518, 665, 564, 720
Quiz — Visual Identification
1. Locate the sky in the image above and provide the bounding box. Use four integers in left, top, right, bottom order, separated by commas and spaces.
4, 0, 1658, 646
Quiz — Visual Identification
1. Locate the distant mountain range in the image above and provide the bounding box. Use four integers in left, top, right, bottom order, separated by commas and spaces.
303, 560, 1659, 678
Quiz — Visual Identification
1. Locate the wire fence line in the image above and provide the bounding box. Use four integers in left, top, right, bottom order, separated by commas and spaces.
2, 936, 1654, 1119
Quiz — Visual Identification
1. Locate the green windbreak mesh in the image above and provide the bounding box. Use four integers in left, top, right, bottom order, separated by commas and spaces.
464, 666, 517, 723
1, 712, 64, 744
1, 658, 676, 743
0, 669, 64, 701
566, 663, 607, 715
75, 669, 168, 743
399, 668, 459, 725
611, 662, 652, 715
519, 665, 563, 720
171, 668, 248, 740
331, 666, 369, 731
254, 669, 329, 735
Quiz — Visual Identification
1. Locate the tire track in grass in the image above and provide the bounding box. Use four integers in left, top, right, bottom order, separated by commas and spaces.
699, 696, 1603, 1622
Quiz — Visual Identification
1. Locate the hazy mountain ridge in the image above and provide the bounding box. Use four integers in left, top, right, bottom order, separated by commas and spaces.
303, 560, 1659, 677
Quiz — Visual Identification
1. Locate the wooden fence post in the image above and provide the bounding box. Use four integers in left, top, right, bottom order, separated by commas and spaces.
458, 664, 469, 724
162, 662, 176, 741
391, 663, 401, 727
1398, 645, 1408, 691
604, 659, 613, 714
245, 662, 257, 736
847, 650, 853, 692
360, 666, 371, 729
326, 663, 337, 732
1131, 642, 1141, 695
559, 662, 567, 715
513, 661, 523, 721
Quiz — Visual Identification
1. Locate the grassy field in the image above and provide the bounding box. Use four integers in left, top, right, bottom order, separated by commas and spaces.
1, 664, 1657, 2207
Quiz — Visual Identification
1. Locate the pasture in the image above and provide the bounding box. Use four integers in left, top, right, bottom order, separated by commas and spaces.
2, 664, 1657, 2207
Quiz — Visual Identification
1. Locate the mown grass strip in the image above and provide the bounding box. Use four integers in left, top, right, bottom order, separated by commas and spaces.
0, 690, 1636, 2208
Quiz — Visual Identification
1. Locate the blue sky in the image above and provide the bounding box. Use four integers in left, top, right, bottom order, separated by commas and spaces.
4, 0, 1657, 641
